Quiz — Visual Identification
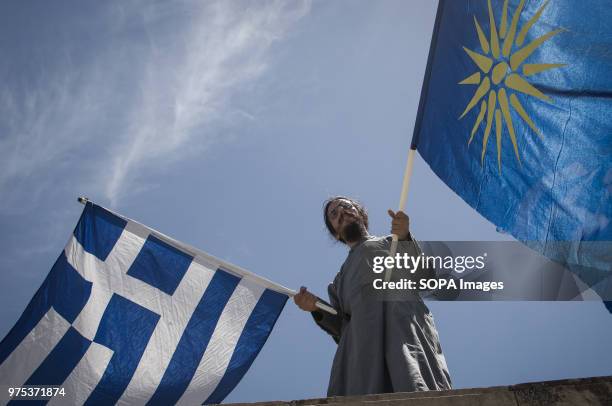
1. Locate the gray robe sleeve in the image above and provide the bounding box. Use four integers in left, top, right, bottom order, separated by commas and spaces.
401, 233, 437, 289
311, 283, 343, 344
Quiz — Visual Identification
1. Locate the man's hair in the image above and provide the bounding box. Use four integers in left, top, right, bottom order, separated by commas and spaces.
323, 196, 369, 238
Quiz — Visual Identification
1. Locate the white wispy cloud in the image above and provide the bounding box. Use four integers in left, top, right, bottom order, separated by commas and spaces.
105, 0, 311, 204
0, 0, 311, 211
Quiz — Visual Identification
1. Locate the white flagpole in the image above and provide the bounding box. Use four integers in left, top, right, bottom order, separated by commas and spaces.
380, 0, 444, 283
313, 300, 338, 315
384, 147, 416, 283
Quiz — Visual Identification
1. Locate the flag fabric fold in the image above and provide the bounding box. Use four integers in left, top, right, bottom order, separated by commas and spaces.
0, 202, 289, 405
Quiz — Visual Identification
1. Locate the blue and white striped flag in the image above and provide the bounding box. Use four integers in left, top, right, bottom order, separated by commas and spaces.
0, 201, 289, 405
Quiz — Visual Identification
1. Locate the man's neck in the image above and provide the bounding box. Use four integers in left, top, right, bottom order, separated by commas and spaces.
346, 232, 370, 248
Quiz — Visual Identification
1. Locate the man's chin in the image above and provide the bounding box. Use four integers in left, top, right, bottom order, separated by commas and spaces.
341, 221, 366, 243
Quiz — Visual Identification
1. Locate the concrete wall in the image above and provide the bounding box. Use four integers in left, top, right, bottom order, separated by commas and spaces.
225, 376, 612, 406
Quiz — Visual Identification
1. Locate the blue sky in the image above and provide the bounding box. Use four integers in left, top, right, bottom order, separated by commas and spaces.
1, 0, 611, 403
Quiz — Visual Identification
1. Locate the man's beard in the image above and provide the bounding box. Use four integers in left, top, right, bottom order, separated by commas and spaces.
341, 220, 367, 243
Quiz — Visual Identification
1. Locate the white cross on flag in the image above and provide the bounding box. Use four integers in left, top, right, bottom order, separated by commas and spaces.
0, 201, 290, 405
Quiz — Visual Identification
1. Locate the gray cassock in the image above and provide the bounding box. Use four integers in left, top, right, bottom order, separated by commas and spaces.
312, 235, 452, 397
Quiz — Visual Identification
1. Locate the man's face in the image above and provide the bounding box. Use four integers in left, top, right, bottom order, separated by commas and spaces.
326, 199, 365, 242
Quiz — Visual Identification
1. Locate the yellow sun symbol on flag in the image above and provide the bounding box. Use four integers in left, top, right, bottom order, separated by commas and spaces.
459, 0, 565, 170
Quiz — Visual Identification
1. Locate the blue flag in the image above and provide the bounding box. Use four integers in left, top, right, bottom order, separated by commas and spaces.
414, 0, 611, 302
0, 202, 288, 405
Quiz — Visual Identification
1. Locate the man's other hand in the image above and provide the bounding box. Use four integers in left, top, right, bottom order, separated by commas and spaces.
294, 286, 318, 312
388, 209, 410, 240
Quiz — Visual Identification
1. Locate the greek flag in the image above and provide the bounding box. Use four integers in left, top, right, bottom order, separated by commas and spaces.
0, 201, 289, 405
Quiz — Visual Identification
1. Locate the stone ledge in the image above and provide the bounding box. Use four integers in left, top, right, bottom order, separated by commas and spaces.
225, 376, 612, 406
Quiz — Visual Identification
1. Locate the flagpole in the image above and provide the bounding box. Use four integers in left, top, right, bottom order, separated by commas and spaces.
384, 0, 445, 283
384, 147, 416, 282
76, 197, 337, 315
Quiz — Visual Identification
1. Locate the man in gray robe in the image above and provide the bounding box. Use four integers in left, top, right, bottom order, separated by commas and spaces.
294, 196, 452, 397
